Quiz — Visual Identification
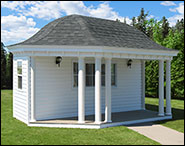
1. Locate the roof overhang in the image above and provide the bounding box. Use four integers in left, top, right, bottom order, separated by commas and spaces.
7, 45, 179, 60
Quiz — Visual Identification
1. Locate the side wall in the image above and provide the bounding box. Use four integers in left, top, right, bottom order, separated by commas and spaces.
35, 57, 142, 120
13, 56, 30, 124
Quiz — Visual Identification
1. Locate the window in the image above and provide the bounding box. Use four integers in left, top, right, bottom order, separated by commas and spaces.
73, 63, 78, 87
73, 62, 116, 87
17, 61, 22, 89
111, 64, 116, 86
17, 61, 22, 74
101, 64, 105, 86
18, 76, 22, 89
86, 64, 95, 86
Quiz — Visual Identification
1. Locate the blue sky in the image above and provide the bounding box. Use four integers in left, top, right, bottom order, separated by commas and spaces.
1, 1, 184, 46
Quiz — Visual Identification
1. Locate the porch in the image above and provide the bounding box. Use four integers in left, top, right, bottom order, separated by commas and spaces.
28, 56, 173, 129
29, 110, 172, 129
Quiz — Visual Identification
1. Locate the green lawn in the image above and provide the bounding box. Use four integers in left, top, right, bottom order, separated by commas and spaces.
1, 90, 159, 145
145, 97, 184, 133
1, 90, 184, 145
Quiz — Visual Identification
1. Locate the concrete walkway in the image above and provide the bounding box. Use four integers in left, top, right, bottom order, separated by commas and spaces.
127, 123, 184, 145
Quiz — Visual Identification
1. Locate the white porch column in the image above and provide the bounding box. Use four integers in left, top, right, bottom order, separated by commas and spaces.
95, 57, 102, 124
141, 60, 145, 110
30, 57, 36, 122
78, 57, 85, 123
105, 57, 112, 123
158, 60, 164, 116
166, 60, 172, 116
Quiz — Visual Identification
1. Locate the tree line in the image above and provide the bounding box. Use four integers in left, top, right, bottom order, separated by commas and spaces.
1, 42, 13, 89
1, 8, 184, 99
131, 8, 184, 99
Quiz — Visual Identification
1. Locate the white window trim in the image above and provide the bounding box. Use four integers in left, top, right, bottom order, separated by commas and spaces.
71, 59, 117, 89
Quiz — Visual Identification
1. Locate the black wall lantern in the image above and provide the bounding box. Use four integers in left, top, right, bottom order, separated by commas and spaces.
56, 56, 62, 67
127, 59, 133, 68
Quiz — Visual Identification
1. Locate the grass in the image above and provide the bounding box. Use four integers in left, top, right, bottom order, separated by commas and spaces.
1, 90, 159, 145
145, 97, 184, 133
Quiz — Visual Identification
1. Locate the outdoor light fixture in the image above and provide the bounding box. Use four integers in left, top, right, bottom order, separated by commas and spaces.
56, 56, 62, 67
127, 59, 133, 68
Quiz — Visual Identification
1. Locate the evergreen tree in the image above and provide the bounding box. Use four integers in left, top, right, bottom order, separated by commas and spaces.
6, 52, 13, 89
136, 8, 148, 34
124, 17, 127, 24
163, 28, 184, 99
161, 16, 170, 39
1, 42, 7, 89
175, 19, 184, 33
116, 19, 120, 22
146, 18, 156, 39
152, 21, 163, 45
145, 60, 159, 97
131, 17, 136, 26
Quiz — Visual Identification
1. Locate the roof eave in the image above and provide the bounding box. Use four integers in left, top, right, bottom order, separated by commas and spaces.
7, 45, 179, 57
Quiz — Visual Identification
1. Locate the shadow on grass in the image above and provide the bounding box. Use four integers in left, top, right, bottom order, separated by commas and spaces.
146, 104, 184, 124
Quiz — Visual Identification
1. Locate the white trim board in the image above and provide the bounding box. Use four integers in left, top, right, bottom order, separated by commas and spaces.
8, 45, 179, 58
12, 51, 174, 60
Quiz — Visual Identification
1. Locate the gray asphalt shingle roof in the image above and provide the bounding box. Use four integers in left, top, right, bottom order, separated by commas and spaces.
9, 14, 173, 51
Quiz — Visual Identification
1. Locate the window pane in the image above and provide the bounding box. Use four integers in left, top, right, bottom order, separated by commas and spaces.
73, 63, 78, 74
17, 61, 22, 75
86, 76, 93, 86
93, 64, 95, 74
101, 75, 105, 86
111, 64, 115, 75
73, 75, 78, 87
101, 64, 105, 75
18, 76, 22, 89
86, 64, 93, 75
101, 64, 105, 86
111, 75, 116, 85
93, 74, 95, 86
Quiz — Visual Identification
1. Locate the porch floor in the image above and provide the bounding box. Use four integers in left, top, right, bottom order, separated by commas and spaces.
30, 110, 172, 128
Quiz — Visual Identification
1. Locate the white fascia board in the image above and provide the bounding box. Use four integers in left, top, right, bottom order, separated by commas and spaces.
8, 45, 179, 57
13, 52, 173, 60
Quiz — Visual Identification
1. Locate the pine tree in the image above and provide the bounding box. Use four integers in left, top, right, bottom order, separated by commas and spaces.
131, 17, 136, 26
124, 17, 127, 24
163, 28, 184, 98
161, 16, 170, 39
116, 19, 120, 22
6, 52, 13, 89
131, 9, 184, 99
146, 18, 156, 39
136, 8, 148, 34
1, 42, 7, 89
175, 19, 184, 33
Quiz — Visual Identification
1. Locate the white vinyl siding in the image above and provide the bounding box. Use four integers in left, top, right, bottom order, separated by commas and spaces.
13, 56, 30, 124
34, 57, 142, 120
